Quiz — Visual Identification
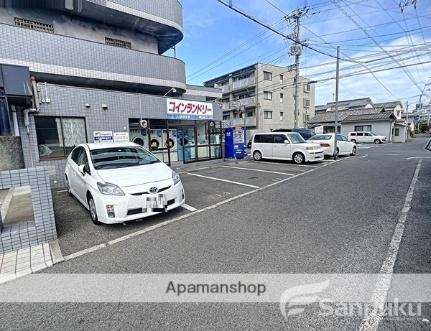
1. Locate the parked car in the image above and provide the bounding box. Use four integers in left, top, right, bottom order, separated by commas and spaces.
65, 142, 185, 225
348, 131, 386, 144
308, 133, 357, 156
272, 128, 316, 140
251, 132, 324, 164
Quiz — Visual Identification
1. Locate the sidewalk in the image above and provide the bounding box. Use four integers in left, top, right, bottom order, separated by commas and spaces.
0, 243, 53, 284
0, 240, 64, 284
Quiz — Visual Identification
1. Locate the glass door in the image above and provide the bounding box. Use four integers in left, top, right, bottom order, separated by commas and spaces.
176, 126, 196, 163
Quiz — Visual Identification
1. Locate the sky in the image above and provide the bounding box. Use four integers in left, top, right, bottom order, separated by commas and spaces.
174, 0, 431, 108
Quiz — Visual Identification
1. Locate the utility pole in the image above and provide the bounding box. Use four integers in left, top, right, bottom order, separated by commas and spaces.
405, 100, 409, 141
287, 9, 308, 128
334, 46, 340, 160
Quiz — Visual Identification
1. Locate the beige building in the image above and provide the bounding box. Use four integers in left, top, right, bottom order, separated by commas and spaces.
204, 63, 316, 136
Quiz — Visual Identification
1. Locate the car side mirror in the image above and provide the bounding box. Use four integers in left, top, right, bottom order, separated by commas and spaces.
78, 164, 86, 176
284, 140, 290, 144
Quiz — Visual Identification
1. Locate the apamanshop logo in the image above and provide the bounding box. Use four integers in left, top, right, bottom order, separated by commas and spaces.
280, 280, 330, 319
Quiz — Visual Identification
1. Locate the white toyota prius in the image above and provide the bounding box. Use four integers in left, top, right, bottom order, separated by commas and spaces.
65, 142, 185, 225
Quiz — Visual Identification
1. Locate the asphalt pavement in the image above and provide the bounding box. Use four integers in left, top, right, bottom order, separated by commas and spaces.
1, 136, 431, 330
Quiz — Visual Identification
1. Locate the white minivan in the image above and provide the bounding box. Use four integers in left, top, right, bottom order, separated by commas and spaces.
251, 132, 324, 164
348, 131, 386, 144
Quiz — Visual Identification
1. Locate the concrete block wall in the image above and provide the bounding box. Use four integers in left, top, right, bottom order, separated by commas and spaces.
0, 167, 57, 254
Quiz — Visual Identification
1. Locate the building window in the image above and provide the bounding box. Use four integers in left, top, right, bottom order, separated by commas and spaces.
264, 91, 272, 100
395, 128, 400, 136
280, 112, 284, 121
14, 17, 54, 33
263, 71, 272, 81
280, 93, 284, 103
105, 37, 132, 49
246, 111, 254, 117
304, 83, 311, 92
303, 114, 310, 123
264, 111, 273, 119
354, 125, 372, 132
303, 99, 310, 108
280, 74, 284, 83
35, 117, 87, 160
223, 114, 230, 120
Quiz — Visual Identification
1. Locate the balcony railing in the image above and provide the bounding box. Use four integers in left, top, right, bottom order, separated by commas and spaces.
232, 76, 256, 90
230, 117, 257, 127
0, 24, 186, 91
105, 0, 183, 27
220, 84, 231, 94
222, 97, 256, 110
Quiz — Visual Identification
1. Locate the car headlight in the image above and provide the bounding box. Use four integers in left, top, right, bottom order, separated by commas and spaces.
97, 182, 125, 196
172, 171, 181, 185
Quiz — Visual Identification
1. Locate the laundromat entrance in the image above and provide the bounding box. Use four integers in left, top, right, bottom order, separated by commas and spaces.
128, 119, 223, 165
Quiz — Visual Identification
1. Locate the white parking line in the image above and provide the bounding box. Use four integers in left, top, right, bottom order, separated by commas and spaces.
184, 172, 259, 189
406, 156, 431, 160
60, 158, 347, 263
57, 190, 68, 193
248, 161, 319, 168
362, 154, 368, 158
182, 204, 198, 212
359, 160, 422, 331
221, 166, 294, 176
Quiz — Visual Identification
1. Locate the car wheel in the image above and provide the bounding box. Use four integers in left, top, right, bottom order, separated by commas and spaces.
374, 139, 381, 144
87, 195, 102, 225
65, 177, 72, 196
351, 146, 357, 156
253, 151, 262, 161
293, 152, 305, 164
351, 139, 356, 144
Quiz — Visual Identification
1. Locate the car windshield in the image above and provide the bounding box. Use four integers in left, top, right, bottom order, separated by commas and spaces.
287, 133, 306, 144
309, 135, 331, 140
90, 146, 160, 170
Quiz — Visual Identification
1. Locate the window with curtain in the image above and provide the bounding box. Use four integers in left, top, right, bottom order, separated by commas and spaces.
35, 116, 86, 160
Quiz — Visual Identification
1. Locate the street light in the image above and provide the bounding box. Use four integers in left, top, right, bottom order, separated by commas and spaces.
163, 88, 177, 97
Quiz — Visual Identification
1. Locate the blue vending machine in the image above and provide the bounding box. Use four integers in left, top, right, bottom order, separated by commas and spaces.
224, 128, 246, 159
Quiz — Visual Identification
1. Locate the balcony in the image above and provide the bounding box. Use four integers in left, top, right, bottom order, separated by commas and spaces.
0, 24, 186, 92
230, 117, 257, 127
232, 76, 256, 91
220, 84, 231, 94
223, 97, 256, 110
9, 0, 184, 53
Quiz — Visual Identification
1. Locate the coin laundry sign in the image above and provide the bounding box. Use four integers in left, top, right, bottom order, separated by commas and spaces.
167, 98, 213, 120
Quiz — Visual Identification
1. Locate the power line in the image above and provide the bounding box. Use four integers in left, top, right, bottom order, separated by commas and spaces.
331, 0, 424, 93
215, 0, 360, 63
187, 19, 286, 80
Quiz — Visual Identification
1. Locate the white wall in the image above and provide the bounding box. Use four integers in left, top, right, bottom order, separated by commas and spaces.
392, 125, 407, 143
341, 121, 394, 141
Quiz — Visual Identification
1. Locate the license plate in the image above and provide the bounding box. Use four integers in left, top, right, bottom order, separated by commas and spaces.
143, 194, 167, 212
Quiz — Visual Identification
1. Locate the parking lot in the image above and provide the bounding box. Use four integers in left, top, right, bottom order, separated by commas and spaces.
53, 156, 349, 257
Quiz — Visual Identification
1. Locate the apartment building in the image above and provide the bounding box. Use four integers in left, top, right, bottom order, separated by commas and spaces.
0, 1, 222, 184
204, 63, 316, 135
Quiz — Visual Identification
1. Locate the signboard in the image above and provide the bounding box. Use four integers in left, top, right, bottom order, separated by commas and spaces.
167, 98, 213, 120
314, 125, 324, 134
113, 132, 130, 143
93, 131, 113, 143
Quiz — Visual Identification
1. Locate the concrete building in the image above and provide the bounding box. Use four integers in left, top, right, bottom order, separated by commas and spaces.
0, 1, 222, 185
204, 63, 316, 137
